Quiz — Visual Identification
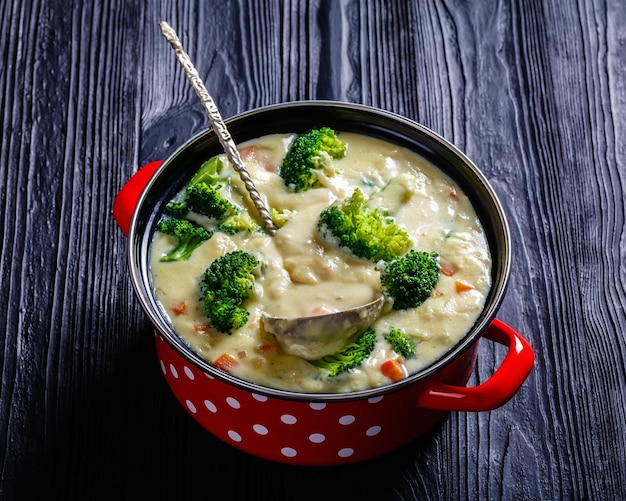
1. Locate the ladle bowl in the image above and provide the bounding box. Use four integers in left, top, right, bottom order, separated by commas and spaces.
262, 296, 385, 359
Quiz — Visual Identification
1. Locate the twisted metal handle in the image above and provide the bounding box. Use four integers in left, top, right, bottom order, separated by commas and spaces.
160, 21, 277, 235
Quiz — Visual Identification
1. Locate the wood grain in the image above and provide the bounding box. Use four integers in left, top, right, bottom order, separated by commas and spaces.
1, 0, 625, 499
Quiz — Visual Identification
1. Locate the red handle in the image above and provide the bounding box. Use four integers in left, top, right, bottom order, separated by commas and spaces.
112, 160, 164, 236
416, 319, 534, 411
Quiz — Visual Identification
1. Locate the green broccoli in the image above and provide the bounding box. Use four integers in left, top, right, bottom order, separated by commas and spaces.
163, 156, 229, 218
279, 127, 346, 191
318, 188, 413, 261
270, 208, 296, 228
190, 155, 224, 186
384, 327, 416, 358
163, 154, 263, 236
199, 250, 260, 333
366, 175, 413, 216
164, 200, 189, 218
156, 218, 212, 262
186, 181, 236, 219
219, 211, 263, 235
309, 328, 377, 377
184, 155, 239, 219
379, 250, 440, 310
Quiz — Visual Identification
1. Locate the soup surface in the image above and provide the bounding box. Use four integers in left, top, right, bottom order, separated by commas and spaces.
150, 132, 491, 393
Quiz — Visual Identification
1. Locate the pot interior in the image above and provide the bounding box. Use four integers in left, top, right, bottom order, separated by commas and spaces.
128, 101, 511, 401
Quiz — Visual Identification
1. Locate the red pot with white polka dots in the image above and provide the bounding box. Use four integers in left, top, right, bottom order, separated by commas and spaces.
114, 102, 534, 465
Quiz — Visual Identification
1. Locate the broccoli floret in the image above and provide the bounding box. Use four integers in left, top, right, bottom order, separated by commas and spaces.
379, 250, 440, 310
186, 182, 236, 219
157, 218, 212, 262
164, 156, 231, 219
309, 328, 376, 377
318, 188, 413, 261
384, 327, 416, 358
190, 155, 224, 186
199, 250, 260, 333
164, 200, 189, 218
366, 175, 414, 216
166, 154, 263, 234
219, 211, 262, 235
270, 208, 296, 228
279, 127, 346, 191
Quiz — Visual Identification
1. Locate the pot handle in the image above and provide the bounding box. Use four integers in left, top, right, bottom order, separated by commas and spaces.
416, 319, 534, 412
112, 161, 164, 236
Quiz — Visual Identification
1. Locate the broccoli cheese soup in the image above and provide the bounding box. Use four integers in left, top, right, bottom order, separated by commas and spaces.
150, 131, 491, 393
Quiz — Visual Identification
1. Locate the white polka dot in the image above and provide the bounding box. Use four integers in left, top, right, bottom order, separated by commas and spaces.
253, 424, 269, 435
159, 360, 166, 374
366, 425, 382, 436
252, 393, 268, 402
368, 395, 384, 404
339, 415, 355, 425
169, 364, 178, 378
338, 448, 354, 458
226, 397, 241, 409
309, 402, 326, 410
281, 414, 297, 424
281, 447, 298, 457
204, 400, 217, 413
204, 372, 215, 380
183, 366, 195, 380
309, 433, 325, 443
227, 430, 242, 442
186, 400, 197, 413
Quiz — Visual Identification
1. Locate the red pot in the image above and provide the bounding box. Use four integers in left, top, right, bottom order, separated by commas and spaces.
113, 101, 534, 466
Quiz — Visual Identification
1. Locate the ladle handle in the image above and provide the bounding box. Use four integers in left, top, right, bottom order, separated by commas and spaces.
159, 21, 277, 235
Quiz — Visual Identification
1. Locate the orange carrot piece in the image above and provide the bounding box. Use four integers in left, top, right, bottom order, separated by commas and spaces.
172, 301, 186, 315
238, 145, 276, 172
193, 323, 209, 332
439, 260, 457, 277
214, 353, 238, 372
255, 343, 277, 353
455, 280, 475, 293
238, 145, 256, 159
381, 358, 407, 382
310, 304, 338, 316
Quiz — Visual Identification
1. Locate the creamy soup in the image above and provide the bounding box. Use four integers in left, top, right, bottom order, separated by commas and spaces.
150, 132, 491, 393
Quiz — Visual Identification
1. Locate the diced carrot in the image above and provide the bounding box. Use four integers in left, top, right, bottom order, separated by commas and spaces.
439, 260, 457, 277
259, 162, 277, 172
214, 353, 239, 372
449, 188, 458, 199
381, 358, 407, 382
238, 145, 256, 159
193, 323, 209, 332
172, 301, 186, 315
255, 343, 277, 353
455, 280, 475, 293
238, 144, 276, 172
310, 304, 338, 316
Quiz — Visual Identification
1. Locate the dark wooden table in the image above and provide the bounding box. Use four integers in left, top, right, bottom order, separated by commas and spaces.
2, 1, 625, 499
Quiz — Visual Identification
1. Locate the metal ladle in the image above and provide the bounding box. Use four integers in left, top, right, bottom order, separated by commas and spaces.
262, 296, 384, 359
160, 21, 384, 358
